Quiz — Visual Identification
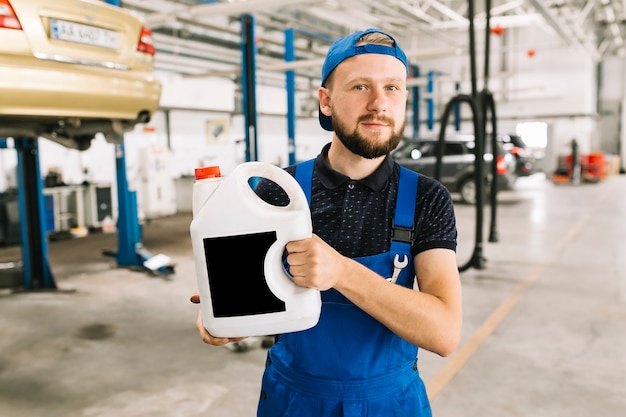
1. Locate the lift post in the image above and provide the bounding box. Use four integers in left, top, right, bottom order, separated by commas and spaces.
101, 0, 173, 276
14, 138, 56, 289
102, 141, 174, 276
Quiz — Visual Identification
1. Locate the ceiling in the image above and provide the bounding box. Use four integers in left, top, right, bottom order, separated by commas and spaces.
119, 0, 626, 86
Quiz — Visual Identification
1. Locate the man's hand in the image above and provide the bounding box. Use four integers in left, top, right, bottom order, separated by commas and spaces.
284, 234, 349, 291
189, 292, 248, 346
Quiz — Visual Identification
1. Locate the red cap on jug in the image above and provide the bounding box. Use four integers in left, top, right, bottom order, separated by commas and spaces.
195, 166, 221, 180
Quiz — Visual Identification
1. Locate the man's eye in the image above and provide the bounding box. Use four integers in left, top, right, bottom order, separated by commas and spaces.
355, 85, 366, 91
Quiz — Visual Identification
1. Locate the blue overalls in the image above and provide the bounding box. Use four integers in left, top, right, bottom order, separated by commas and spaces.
257, 159, 431, 417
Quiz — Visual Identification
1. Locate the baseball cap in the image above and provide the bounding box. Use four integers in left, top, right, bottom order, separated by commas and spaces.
319, 28, 409, 131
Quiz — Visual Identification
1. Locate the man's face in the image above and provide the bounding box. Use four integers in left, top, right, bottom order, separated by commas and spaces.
322, 53, 408, 159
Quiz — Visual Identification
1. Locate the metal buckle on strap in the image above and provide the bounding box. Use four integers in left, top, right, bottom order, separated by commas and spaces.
391, 225, 414, 244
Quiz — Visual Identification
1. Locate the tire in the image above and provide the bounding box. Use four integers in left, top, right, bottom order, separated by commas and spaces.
459, 177, 476, 204
459, 176, 494, 205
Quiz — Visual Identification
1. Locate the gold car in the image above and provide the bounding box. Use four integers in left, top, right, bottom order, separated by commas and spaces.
0, 0, 162, 150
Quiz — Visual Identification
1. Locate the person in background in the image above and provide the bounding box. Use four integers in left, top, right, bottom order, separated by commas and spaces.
44, 166, 65, 188
191, 28, 462, 416
570, 138, 581, 184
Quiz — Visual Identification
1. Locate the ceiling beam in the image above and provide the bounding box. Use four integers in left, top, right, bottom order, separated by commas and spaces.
144, 0, 320, 26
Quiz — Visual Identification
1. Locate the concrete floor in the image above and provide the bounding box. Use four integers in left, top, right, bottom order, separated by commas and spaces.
1, 173, 625, 417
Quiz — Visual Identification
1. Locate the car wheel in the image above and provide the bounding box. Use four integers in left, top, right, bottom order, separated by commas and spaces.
459, 177, 476, 204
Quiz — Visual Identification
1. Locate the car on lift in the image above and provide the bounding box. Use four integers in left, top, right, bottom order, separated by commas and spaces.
391, 133, 518, 204
0, 0, 162, 151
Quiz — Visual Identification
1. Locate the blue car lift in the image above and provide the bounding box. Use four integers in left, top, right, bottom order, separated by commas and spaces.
6, 134, 173, 293
12, 138, 56, 290
100, 0, 173, 276
101, 141, 174, 276
1, 2, 172, 291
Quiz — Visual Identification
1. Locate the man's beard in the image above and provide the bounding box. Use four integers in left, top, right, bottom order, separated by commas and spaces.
333, 114, 405, 159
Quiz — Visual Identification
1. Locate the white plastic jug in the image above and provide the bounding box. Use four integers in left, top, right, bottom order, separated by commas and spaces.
190, 161, 321, 338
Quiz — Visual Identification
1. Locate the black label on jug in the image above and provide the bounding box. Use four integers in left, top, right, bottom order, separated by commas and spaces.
203, 231, 286, 317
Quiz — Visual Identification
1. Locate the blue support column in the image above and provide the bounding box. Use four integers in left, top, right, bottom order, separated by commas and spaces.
241, 14, 259, 162
102, 0, 172, 275
103, 142, 172, 274
111, 142, 141, 266
427, 70, 435, 131
454, 82, 462, 130
15, 138, 55, 289
285, 28, 297, 165
104, 0, 141, 268
103, 0, 137, 267
410, 65, 421, 139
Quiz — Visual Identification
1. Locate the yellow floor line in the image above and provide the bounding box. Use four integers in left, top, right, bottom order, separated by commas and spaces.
426, 180, 613, 401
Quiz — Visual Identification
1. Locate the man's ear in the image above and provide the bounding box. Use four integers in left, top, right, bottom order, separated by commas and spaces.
318, 87, 331, 117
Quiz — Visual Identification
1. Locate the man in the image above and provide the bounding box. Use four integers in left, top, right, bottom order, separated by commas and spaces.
570, 138, 581, 184
192, 28, 462, 416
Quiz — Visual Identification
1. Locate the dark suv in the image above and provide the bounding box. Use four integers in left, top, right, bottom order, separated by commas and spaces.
391, 134, 518, 204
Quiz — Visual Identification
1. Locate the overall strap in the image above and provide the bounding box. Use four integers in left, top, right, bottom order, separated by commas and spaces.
294, 158, 314, 205
390, 167, 419, 253
295, 159, 418, 251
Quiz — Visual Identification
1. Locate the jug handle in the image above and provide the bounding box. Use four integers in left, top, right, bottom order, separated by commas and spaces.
234, 162, 315, 298
234, 162, 309, 212
264, 240, 316, 299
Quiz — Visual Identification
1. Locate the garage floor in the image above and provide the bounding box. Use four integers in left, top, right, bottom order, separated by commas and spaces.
1, 173, 625, 417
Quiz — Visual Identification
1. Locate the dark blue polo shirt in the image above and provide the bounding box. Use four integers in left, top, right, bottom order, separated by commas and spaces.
259, 143, 457, 259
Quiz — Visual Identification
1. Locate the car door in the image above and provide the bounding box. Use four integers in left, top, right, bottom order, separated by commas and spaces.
395, 140, 472, 190
420, 141, 475, 190
393, 140, 437, 178
439, 142, 474, 188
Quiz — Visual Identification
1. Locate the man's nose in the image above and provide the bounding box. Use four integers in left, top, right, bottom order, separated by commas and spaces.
367, 88, 389, 113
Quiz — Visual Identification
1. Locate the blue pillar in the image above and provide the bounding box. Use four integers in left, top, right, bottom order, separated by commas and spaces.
103, 0, 168, 273
454, 82, 461, 131
241, 14, 259, 162
104, 0, 140, 267
427, 70, 435, 131
285, 28, 297, 165
113, 142, 142, 266
410, 65, 421, 139
15, 138, 55, 289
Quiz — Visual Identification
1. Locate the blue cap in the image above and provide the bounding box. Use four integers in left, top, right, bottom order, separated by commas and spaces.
319, 28, 409, 131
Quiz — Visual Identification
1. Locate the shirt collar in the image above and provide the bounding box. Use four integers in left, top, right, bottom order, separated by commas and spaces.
314, 142, 394, 191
